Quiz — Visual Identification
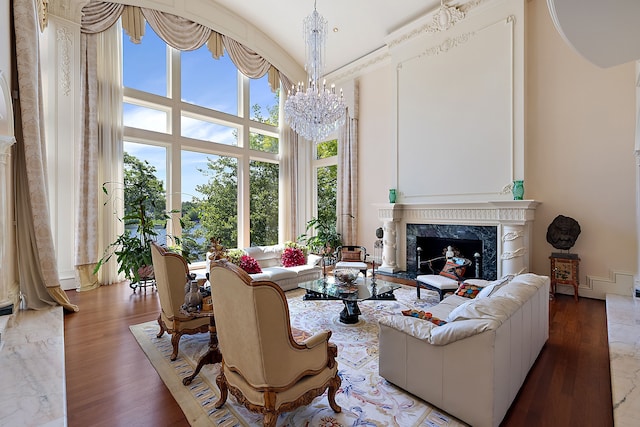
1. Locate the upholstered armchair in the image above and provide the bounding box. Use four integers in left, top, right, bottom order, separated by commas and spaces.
150, 242, 209, 361
334, 245, 368, 275
209, 260, 341, 427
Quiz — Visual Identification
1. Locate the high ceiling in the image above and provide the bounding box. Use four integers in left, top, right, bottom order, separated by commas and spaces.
213, 0, 442, 74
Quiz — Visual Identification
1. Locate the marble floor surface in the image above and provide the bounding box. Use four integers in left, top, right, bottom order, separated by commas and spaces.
606, 294, 640, 427
0, 307, 66, 427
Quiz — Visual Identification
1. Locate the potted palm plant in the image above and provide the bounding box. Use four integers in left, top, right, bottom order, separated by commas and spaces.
94, 154, 191, 289
298, 217, 343, 256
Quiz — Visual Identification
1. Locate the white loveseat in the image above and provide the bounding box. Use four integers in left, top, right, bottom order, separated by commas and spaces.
206, 244, 322, 291
378, 273, 550, 427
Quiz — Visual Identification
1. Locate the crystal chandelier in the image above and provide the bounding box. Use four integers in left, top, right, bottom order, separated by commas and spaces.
284, 1, 346, 142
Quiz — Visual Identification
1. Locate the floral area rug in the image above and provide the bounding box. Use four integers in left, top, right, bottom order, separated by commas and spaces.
129, 285, 468, 427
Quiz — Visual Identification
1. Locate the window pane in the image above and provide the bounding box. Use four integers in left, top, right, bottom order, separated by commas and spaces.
181, 47, 238, 115
250, 160, 279, 246
316, 139, 338, 159
181, 115, 238, 146
123, 23, 167, 97
249, 131, 278, 154
250, 75, 279, 126
317, 164, 337, 225
123, 103, 169, 133
122, 142, 168, 245
181, 150, 238, 253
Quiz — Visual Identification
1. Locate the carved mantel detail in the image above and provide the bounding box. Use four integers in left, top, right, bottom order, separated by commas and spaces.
376, 200, 539, 276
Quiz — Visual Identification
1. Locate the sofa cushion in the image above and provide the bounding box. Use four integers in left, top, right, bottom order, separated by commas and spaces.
258, 267, 297, 281
446, 295, 521, 323
476, 276, 512, 299
244, 245, 284, 268
416, 274, 459, 290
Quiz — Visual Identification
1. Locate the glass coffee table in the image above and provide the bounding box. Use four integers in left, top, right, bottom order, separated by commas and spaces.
298, 276, 401, 324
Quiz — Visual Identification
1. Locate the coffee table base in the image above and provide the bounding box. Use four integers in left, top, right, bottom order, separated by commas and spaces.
303, 287, 397, 324
340, 301, 361, 324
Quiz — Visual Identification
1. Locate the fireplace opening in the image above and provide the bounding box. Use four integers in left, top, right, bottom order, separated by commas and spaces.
416, 236, 483, 279
406, 223, 498, 280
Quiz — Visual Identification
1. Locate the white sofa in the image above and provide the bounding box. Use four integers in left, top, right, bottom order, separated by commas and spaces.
206, 244, 322, 292
378, 273, 550, 427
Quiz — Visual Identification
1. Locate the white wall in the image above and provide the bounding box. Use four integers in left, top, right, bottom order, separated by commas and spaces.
526, 0, 636, 286
1, 0, 10, 82
354, 0, 637, 295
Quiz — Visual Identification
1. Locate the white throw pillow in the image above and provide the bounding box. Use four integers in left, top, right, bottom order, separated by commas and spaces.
445, 299, 475, 322
476, 276, 512, 299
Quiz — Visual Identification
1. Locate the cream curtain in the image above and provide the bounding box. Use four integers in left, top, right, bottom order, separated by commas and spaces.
337, 108, 359, 245
77, 2, 125, 288
12, 0, 78, 311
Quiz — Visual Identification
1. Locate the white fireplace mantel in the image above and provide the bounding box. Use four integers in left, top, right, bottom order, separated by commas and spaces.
376, 200, 540, 277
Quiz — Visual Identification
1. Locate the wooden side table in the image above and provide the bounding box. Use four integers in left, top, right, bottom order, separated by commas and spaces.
549, 253, 580, 301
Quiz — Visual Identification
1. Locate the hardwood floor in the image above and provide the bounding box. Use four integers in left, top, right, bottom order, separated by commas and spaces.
64, 279, 613, 427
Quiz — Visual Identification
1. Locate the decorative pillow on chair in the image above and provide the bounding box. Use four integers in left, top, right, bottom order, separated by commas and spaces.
440, 259, 467, 280
341, 250, 362, 262
238, 255, 262, 274
401, 309, 447, 326
454, 282, 482, 299
281, 247, 306, 267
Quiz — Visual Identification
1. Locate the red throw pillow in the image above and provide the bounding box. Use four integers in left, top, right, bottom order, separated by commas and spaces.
440, 260, 466, 280
281, 247, 306, 267
238, 255, 262, 274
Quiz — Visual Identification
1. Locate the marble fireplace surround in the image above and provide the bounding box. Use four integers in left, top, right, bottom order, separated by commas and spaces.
376, 200, 540, 279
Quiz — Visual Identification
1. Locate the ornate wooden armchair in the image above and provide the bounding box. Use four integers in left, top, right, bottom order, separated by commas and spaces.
150, 242, 209, 361
334, 245, 369, 275
209, 260, 341, 427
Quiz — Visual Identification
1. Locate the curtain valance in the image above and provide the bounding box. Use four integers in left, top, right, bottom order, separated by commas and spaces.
80, 1, 287, 91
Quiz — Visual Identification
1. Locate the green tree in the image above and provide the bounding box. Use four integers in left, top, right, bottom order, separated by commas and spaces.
316, 139, 338, 227
123, 152, 166, 223
191, 155, 239, 250
184, 92, 281, 252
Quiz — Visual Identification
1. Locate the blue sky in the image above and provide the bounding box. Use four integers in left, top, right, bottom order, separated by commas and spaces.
122, 23, 277, 199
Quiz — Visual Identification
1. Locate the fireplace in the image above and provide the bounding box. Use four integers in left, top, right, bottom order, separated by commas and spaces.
409, 225, 497, 280
376, 201, 539, 279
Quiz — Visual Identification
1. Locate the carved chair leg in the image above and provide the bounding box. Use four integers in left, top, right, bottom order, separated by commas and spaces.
327, 373, 342, 413
263, 412, 278, 427
214, 372, 228, 409
156, 315, 166, 338
170, 332, 182, 361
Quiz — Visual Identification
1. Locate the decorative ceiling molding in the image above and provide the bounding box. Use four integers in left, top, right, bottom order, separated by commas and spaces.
417, 32, 475, 59
428, 2, 466, 34
387, 0, 486, 50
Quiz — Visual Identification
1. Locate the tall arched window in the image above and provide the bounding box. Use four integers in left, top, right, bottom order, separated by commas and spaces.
122, 23, 280, 260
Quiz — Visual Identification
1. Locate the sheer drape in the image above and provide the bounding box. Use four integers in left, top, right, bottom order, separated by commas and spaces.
337, 108, 358, 245
77, 4, 124, 287
12, 0, 78, 311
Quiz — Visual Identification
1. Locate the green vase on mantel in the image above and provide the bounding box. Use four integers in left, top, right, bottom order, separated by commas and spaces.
512, 180, 524, 200
389, 189, 397, 203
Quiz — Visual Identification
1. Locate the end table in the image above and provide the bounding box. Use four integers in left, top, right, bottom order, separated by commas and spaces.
549, 253, 580, 301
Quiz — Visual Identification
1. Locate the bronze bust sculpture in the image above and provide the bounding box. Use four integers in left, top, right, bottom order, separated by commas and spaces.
546, 215, 581, 251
